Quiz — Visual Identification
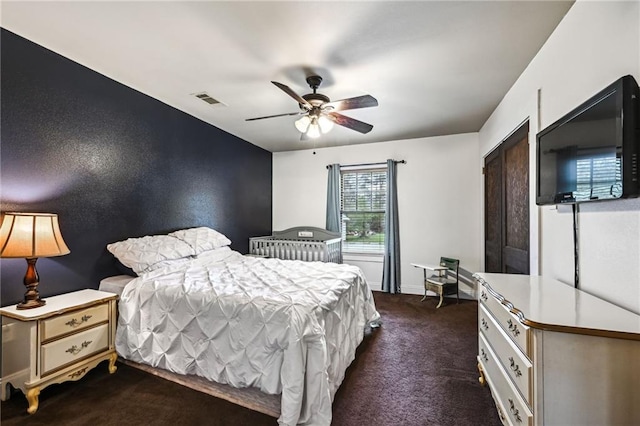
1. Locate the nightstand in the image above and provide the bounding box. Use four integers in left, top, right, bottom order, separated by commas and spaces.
0, 289, 118, 414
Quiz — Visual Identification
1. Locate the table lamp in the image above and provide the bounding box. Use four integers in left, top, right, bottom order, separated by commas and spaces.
0, 212, 70, 309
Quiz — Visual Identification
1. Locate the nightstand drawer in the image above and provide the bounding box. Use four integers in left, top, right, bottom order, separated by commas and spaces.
41, 323, 109, 375
41, 303, 109, 341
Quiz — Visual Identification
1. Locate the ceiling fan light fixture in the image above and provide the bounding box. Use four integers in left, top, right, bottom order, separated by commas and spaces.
247, 76, 377, 138
294, 115, 311, 133
307, 118, 321, 139
318, 115, 334, 134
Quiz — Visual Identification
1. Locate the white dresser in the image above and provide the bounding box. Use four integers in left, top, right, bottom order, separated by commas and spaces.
475, 273, 640, 426
0, 289, 118, 414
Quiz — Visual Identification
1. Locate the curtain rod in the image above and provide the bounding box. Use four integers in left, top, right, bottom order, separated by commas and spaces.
326, 160, 406, 169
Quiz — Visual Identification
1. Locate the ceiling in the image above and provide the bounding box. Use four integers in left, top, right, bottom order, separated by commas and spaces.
1, 1, 574, 153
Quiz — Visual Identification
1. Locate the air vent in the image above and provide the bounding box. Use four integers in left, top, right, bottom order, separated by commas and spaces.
194, 92, 222, 105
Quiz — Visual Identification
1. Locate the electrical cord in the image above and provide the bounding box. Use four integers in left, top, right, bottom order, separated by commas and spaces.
572, 203, 580, 289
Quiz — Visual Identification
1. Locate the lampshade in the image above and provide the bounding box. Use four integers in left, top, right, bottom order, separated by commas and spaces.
318, 115, 334, 134
0, 212, 70, 309
307, 117, 321, 139
295, 113, 334, 138
294, 115, 311, 133
0, 212, 70, 258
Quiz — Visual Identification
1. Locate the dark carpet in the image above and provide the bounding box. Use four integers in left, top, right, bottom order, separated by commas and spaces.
1, 292, 501, 425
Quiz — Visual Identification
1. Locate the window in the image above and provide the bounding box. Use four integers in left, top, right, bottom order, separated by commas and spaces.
575, 155, 622, 200
340, 167, 387, 253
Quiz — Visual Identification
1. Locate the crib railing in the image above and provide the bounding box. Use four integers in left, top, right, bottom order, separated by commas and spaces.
249, 227, 343, 263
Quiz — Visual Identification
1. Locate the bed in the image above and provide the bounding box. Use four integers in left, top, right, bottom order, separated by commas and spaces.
104, 227, 380, 426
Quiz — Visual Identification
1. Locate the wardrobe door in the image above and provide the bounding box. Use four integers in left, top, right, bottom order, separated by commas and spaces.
484, 149, 502, 273
485, 122, 529, 274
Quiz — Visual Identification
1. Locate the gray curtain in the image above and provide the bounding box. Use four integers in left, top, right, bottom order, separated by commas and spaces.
326, 164, 341, 233
382, 159, 401, 293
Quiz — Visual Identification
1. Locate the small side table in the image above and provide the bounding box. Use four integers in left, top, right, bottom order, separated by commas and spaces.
411, 263, 448, 307
0, 289, 118, 414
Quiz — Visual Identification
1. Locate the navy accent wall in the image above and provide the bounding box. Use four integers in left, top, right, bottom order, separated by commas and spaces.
0, 29, 272, 305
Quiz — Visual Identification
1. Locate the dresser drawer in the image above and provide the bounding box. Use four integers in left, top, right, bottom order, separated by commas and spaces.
41, 323, 109, 375
479, 333, 533, 426
41, 303, 109, 342
480, 287, 530, 355
480, 304, 533, 406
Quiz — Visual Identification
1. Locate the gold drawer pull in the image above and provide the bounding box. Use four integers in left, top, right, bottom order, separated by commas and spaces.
480, 349, 489, 362
69, 367, 88, 379
507, 319, 521, 337
480, 291, 488, 302
65, 315, 92, 328
65, 340, 92, 356
481, 318, 489, 331
508, 398, 522, 423
509, 357, 523, 377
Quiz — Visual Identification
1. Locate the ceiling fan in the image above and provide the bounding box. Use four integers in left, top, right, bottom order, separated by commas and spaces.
246, 75, 378, 139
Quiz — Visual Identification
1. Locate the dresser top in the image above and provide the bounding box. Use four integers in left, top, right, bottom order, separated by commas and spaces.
0, 289, 117, 321
475, 273, 640, 340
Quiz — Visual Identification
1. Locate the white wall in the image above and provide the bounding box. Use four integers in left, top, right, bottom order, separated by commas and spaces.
479, 0, 640, 313
273, 134, 481, 296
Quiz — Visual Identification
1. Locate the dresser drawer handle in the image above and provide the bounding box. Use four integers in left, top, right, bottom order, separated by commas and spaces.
480, 291, 488, 302
65, 315, 92, 328
509, 357, 523, 377
508, 398, 522, 423
481, 318, 489, 331
480, 349, 489, 362
65, 340, 92, 356
69, 367, 88, 379
507, 319, 521, 337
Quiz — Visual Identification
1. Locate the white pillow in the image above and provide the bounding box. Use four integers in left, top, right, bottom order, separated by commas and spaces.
169, 227, 231, 254
107, 235, 195, 275
192, 246, 236, 263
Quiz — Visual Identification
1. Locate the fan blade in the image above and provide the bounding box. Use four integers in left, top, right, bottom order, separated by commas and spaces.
327, 112, 374, 134
271, 81, 312, 109
246, 111, 302, 121
324, 95, 378, 111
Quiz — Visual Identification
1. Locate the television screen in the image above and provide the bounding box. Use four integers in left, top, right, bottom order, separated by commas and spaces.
536, 75, 639, 205
538, 90, 622, 204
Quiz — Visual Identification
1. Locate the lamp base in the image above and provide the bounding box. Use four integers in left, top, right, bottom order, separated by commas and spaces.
17, 258, 46, 310
17, 297, 46, 310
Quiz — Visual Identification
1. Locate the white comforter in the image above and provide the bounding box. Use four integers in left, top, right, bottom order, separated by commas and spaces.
115, 249, 380, 425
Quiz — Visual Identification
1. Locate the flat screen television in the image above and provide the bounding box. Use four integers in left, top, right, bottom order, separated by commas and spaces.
536, 75, 640, 205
